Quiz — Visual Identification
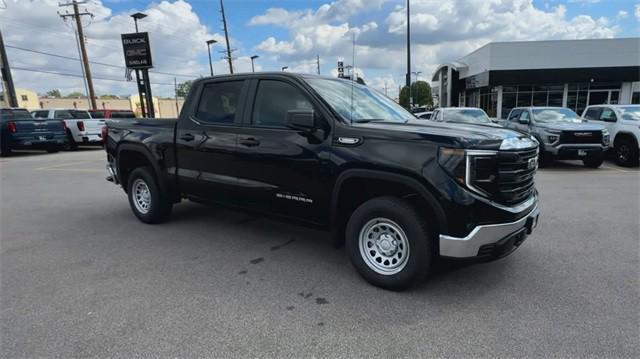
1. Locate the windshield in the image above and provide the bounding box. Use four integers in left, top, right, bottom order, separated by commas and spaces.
443, 109, 491, 123
619, 106, 640, 121
532, 108, 581, 122
306, 78, 414, 123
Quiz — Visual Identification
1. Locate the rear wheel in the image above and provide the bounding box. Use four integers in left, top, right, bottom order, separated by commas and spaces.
46, 145, 60, 153
345, 196, 432, 291
127, 166, 172, 224
0, 141, 10, 157
64, 131, 78, 151
614, 137, 639, 167
583, 156, 603, 168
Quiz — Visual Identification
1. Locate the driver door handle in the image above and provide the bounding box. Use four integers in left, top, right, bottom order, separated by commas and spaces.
180, 133, 195, 142
239, 137, 260, 147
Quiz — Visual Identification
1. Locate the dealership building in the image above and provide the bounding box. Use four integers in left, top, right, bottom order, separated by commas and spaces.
431, 38, 640, 118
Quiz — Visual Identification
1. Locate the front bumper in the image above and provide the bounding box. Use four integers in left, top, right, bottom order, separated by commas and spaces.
439, 204, 540, 258
546, 144, 607, 158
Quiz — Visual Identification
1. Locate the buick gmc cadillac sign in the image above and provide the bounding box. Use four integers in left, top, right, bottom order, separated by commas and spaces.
121, 32, 153, 69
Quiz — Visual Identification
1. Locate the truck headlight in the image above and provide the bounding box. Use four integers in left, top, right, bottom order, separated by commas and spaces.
602, 129, 610, 146
438, 147, 497, 197
544, 129, 561, 144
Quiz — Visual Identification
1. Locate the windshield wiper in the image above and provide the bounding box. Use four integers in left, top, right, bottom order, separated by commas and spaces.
351, 119, 387, 123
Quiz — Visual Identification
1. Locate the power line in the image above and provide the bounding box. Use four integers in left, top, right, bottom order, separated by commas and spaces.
5, 44, 197, 79
11, 66, 176, 86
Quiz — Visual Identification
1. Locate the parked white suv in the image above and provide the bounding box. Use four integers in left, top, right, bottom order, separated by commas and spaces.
582, 105, 640, 167
31, 109, 105, 150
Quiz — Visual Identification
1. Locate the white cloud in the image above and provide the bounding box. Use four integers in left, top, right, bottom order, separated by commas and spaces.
616, 10, 628, 19
250, 0, 619, 85
0, 0, 247, 97
636, 4, 640, 20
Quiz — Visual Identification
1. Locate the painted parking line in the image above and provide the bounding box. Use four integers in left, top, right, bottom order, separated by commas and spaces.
35, 160, 99, 171
601, 165, 638, 173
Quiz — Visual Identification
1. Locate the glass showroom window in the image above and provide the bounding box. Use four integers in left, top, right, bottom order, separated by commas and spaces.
501, 84, 564, 118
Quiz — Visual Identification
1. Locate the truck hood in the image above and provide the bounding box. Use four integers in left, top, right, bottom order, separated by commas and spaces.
537, 121, 605, 131
353, 119, 533, 150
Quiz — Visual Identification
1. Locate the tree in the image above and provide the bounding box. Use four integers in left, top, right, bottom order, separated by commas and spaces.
399, 81, 433, 109
65, 91, 85, 99
99, 94, 119, 99
46, 89, 62, 98
175, 80, 193, 98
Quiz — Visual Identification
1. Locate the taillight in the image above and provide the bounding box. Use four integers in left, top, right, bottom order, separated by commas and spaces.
61, 120, 67, 131
101, 126, 108, 144
77, 121, 85, 131
7, 121, 17, 134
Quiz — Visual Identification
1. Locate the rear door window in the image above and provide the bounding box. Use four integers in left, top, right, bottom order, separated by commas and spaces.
195, 81, 244, 124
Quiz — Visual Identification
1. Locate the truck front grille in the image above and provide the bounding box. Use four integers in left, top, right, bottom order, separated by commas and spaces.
560, 130, 602, 144
471, 148, 537, 206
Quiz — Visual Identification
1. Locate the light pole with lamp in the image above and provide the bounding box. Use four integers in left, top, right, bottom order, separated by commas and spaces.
281, 66, 288, 72
412, 71, 422, 106
250, 55, 259, 72
206, 39, 217, 76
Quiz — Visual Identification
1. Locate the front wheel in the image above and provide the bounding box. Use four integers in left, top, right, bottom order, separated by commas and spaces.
583, 156, 603, 168
614, 138, 639, 167
127, 166, 172, 224
345, 196, 432, 291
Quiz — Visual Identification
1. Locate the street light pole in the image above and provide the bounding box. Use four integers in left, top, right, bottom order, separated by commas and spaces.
250, 55, 259, 72
405, 0, 411, 108
206, 39, 217, 76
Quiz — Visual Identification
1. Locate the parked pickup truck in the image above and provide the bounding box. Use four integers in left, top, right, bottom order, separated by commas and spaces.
1, 108, 66, 156
502, 107, 609, 168
582, 105, 640, 167
104, 73, 541, 290
32, 108, 105, 150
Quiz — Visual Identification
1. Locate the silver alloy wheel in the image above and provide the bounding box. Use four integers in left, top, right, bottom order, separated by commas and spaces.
358, 218, 410, 275
132, 178, 151, 214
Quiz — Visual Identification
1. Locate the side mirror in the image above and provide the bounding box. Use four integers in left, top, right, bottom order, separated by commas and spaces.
518, 117, 530, 125
286, 110, 315, 131
603, 116, 617, 123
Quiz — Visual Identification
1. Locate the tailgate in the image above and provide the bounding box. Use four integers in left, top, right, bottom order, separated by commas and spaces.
13, 119, 66, 140
84, 119, 105, 135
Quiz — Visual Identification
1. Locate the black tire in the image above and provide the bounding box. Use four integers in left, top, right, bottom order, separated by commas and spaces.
614, 137, 639, 167
583, 156, 603, 168
0, 141, 10, 157
345, 196, 432, 291
64, 131, 78, 151
127, 166, 172, 224
538, 152, 552, 168
46, 146, 60, 153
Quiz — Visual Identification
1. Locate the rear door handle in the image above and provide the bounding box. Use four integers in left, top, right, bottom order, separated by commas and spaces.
239, 137, 260, 147
180, 133, 195, 142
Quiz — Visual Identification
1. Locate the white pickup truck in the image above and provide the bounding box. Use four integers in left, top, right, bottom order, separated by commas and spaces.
31, 109, 105, 150
582, 105, 640, 167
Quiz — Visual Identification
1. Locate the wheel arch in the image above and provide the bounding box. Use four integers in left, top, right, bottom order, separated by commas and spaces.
116, 143, 169, 195
330, 169, 447, 247
614, 131, 639, 147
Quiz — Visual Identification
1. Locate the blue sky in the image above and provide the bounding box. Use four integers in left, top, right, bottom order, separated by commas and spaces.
1, 0, 638, 98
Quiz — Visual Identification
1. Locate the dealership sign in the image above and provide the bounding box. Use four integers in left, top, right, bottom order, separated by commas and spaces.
121, 32, 153, 69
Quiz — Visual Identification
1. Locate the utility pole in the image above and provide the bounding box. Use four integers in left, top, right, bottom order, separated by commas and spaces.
405, 0, 411, 108
0, 29, 17, 107
174, 77, 179, 115
219, 0, 233, 74
316, 55, 320, 75
59, 0, 96, 110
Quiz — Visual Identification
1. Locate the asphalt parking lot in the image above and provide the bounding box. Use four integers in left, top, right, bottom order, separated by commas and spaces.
1, 149, 638, 358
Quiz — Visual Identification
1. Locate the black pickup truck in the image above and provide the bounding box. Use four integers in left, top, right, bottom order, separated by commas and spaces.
104, 73, 540, 290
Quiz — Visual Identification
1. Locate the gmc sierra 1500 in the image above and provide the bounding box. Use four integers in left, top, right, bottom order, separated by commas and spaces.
105, 73, 540, 290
